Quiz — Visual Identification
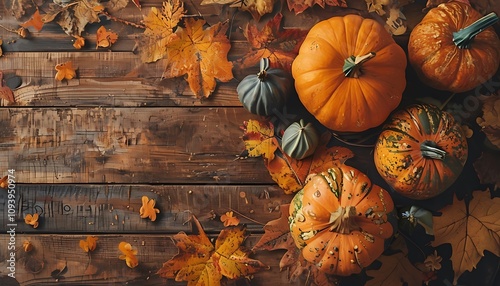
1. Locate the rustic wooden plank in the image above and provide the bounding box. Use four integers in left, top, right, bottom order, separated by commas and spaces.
0, 184, 288, 234
0, 234, 296, 286
0, 107, 276, 184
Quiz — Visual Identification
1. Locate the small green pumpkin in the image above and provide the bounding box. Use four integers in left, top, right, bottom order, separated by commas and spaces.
281, 120, 319, 160
237, 58, 292, 116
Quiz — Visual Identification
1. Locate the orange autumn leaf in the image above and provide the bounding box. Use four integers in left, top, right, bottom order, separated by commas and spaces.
220, 211, 240, 227
55, 61, 76, 81
23, 240, 33, 252
157, 216, 268, 285
234, 13, 308, 72
432, 189, 500, 285
241, 119, 279, 162
164, 18, 233, 98
73, 36, 85, 49
25, 213, 39, 228
79, 236, 98, 253
20, 9, 44, 32
118, 241, 139, 268
96, 26, 118, 49
0, 71, 15, 103
141, 0, 185, 63
0, 175, 8, 188
139, 195, 160, 221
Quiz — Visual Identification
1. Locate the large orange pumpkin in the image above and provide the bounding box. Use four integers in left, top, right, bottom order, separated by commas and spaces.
291, 14, 407, 132
408, 2, 500, 93
374, 104, 468, 200
289, 165, 394, 276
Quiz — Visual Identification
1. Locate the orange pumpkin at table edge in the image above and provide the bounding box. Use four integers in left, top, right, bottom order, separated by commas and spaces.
291, 14, 407, 132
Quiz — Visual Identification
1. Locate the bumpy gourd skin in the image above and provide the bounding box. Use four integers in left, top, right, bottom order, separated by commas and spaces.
374, 104, 468, 200
281, 120, 319, 160
237, 58, 292, 116
408, 2, 500, 93
292, 14, 406, 132
289, 165, 394, 276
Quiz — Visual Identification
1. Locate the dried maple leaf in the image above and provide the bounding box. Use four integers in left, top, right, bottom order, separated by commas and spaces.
140, 0, 185, 63
157, 216, 268, 285
473, 151, 500, 190
241, 119, 279, 162
287, 0, 347, 15
220, 211, 240, 227
25, 213, 39, 228
0, 72, 16, 103
96, 26, 118, 49
200, 0, 276, 21
42, 0, 104, 37
432, 190, 500, 284
477, 95, 500, 149
20, 9, 44, 32
55, 61, 76, 81
234, 13, 308, 72
118, 241, 139, 268
164, 18, 233, 98
139, 195, 160, 221
79, 236, 98, 253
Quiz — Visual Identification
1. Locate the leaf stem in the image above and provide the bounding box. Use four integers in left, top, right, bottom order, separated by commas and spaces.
0, 23, 19, 33
331, 131, 375, 148
229, 208, 266, 226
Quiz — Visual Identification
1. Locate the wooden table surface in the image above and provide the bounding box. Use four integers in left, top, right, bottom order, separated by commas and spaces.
0, 0, 498, 285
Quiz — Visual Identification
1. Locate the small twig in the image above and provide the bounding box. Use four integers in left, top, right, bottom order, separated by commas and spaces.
0, 23, 19, 33
100, 11, 145, 29
229, 208, 266, 226
331, 131, 375, 148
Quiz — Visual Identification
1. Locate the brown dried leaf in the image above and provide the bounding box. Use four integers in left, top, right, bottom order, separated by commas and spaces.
0, 71, 16, 103
477, 95, 500, 149
287, 0, 347, 15
4, 0, 34, 19
473, 150, 500, 190
201, 0, 276, 21
43, 0, 104, 37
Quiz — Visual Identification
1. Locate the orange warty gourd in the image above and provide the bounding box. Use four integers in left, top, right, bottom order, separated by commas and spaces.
374, 104, 468, 200
408, 2, 500, 93
289, 165, 394, 276
291, 14, 407, 132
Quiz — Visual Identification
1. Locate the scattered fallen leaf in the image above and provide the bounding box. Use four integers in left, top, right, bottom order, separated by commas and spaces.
432, 189, 500, 284
140, 0, 185, 63
42, 0, 104, 37
462, 124, 474, 138
477, 95, 500, 149
54, 61, 76, 81
23, 240, 33, 252
473, 150, 500, 190
235, 13, 308, 72
424, 250, 442, 271
17, 27, 29, 38
0, 175, 7, 188
220, 211, 240, 227
119, 241, 139, 268
241, 119, 279, 162
96, 26, 118, 49
401, 206, 434, 235
287, 0, 347, 15
104, 0, 130, 12
73, 36, 85, 49
24, 213, 39, 228
163, 18, 233, 98
20, 9, 44, 32
0, 71, 16, 103
201, 0, 276, 21
139, 195, 160, 221
157, 216, 268, 285
79, 236, 98, 252
4, 0, 34, 20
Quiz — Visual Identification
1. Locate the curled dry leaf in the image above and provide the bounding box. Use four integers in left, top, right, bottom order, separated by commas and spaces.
23, 240, 33, 252
139, 195, 160, 221
118, 241, 139, 268
55, 61, 76, 81
25, 213, 39, 228
42, 0, 104, 37
0, 175, 8, 188
0, 71, 16, 103
220, 211, 240, 227
477, 95, 500, 149
73, 36, 85, 49
201, 0, 276, 21
96, 26, 118, 49
287, 0, 347, 15
20, 9, 44, 32
79, 236, 98, 253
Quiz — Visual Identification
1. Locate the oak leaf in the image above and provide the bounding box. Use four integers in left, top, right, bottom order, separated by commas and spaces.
164, 18, 233, 98
79, 236, 98, 252
0, 71, 16, 103
25, 213, 39, 228
157, 216, 268, 285
477, 94, 500, 149
220, 211, 240, 227
139, 195, 160, 221
20, 9, 44, 32
432, 190, 500, 284
241, 119, 279, 162
234, 13, 308, 72
118, 241, 139, 268
200, 0, 276, 21
96, 26, 118, 49
140, 0, 185, 63
55, 61, 76, 81
473, 151, 500, 190
287, 0, 347, 15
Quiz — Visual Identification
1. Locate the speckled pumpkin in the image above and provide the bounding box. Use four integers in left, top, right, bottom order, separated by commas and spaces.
289, 165, 394, 276
374, 104, 468, 200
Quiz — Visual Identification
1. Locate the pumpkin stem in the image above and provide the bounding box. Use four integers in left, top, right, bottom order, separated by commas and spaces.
257, 58, 271, 81
452, 12, 499, 49
343, 52, 376, 78
421, 140, 446, 160
329, 206, 359, 234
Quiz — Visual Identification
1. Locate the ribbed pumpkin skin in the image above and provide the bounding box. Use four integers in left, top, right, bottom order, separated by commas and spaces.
374, 104, 468, 200
289, 165, 394, 276
237, 58, 292, 116
281, 120, 319, 160
408, 2, 500, 93
291, 15, 406, 132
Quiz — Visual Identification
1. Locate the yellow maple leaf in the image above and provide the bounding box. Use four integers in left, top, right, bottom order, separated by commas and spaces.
55, 61, 76, 81
118, 241, 139, 268
139, 195, 160, 221
163, 18, 233, 98
432, 190, 500, 284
